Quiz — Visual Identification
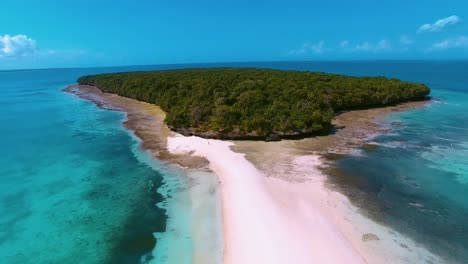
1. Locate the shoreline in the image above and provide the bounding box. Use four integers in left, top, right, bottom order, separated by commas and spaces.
65, 85, 222, 263
64, 85, 210, 169
65, 84, 442, 263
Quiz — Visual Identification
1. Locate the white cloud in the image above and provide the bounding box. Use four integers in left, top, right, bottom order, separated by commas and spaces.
400, 35, 413, 45
0, 34, 37, 57
428, 36, 468, 51
417, 15, 460, 33
352, 40, 392, 52
376, 39, 392, 51
40, 49, 88, 56
355, 41, 372, 51
290, 41, 325, 55
340, 40, 349, 48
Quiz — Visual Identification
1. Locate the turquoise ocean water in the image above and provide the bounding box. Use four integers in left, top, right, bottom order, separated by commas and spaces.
0, 66, 221, 264
1, 61, 467, 263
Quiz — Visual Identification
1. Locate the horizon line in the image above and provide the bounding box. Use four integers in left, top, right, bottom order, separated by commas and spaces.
1, 58, 468, 73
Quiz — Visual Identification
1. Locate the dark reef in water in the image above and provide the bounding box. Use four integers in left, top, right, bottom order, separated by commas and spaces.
105, 174, 166, 264
324, 140, 468, 264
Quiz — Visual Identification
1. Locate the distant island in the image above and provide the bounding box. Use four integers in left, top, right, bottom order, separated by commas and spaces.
77, 68, 430, 141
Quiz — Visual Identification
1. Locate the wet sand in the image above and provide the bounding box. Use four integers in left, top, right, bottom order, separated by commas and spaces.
233, 101, 428, 177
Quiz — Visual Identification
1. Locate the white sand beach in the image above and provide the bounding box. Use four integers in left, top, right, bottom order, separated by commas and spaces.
168, 135, 444, 264
168, 135, 363, 263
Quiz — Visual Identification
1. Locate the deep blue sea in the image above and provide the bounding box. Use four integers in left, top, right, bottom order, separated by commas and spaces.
0, 61, 467, 263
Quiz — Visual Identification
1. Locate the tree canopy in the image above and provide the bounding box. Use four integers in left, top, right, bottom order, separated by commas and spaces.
78, 68, 430, 140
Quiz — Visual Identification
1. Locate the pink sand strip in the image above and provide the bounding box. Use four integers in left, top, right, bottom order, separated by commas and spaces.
167, 135, 365, 264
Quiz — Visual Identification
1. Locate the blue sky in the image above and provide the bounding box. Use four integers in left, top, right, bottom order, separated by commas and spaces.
0, 0, 467, 69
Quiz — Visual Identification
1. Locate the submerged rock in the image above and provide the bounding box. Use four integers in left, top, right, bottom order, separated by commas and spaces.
362, 233, 380, 242
362, 144, 379, 152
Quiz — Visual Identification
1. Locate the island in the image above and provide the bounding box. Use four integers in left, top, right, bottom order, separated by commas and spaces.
67, 67, 441, 264
77, 68, 430, 141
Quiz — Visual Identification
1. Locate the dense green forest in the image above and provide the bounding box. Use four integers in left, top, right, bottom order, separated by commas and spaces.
78, 68, 430, 140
